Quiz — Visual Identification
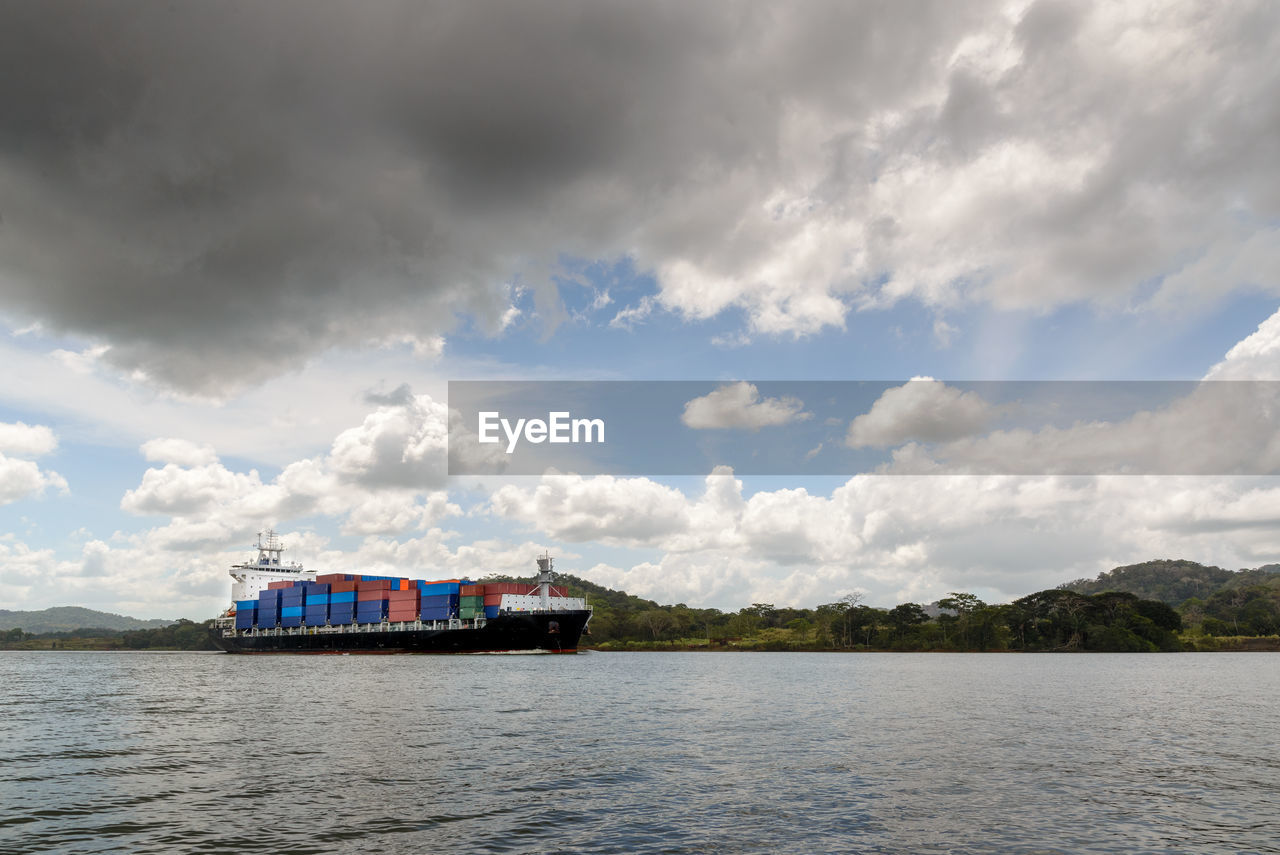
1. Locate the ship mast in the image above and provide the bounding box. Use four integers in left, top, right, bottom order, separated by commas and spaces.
535, 552, 555, 610
256, 529, 286, 567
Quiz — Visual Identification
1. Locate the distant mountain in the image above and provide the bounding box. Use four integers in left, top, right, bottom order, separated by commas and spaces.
1060, 559, 1280, 606
0, 607, 174, 634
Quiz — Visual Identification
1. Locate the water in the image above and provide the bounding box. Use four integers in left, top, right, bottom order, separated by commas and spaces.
1, 651, 1277, 854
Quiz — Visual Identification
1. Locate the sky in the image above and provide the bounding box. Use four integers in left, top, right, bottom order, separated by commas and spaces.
2, 0, 1280, 619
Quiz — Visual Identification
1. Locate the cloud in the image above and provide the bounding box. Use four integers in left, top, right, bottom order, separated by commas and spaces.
490, 466, 1280, 610
141, 437, 217, 467
609, 296, 657, 331
121, 391, 459, 544
0, 422, 57, 456
364, 383, 416, 408
326, 393, 450, 490
490, 473, 694, 546
1205, 306, 1280, 380
0, 454, 68, 505
1, 2, 1276, 393
847, 378, 998, 448
0, 421, 66, 505
682, 382, 811, 430
880, 383, 1280, 475
0, 526, 563, 619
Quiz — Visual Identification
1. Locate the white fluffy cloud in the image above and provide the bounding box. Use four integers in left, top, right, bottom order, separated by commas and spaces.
492, 468, 1280, 609
0, 421, 66, 505
0, 422, 57, 456
121, 392, 459, 548
682, 382, 811, 430
846, 378, 998, 449
1205, 307, 1280, 380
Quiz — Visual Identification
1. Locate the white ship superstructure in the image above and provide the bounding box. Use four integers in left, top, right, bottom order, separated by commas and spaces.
227, 529, 314, 604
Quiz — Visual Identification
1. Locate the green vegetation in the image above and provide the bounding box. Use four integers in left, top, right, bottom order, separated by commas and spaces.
489, 561, 1280, 652
1060, 559, 1280, 604
0, 619, 218, 651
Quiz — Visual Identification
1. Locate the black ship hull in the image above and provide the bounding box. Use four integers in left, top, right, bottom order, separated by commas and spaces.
210, 610, 590, 654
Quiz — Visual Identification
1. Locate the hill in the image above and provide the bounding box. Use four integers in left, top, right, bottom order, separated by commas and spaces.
1060, 559, 1280, 606
0, 607, 174, 634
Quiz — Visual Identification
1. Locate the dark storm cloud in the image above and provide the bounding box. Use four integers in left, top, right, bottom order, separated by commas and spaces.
0, 1, 1277, 394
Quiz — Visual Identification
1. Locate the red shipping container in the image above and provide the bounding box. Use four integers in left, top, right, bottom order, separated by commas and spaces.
330, 580, 357, 593
357, 589, 389, 602
387, 610, 418, 622
357, 579, 392, 592
482, 593, 504, 606
315, 573, 347, 584
461, 584, 485, 596
267, 581, 292, 590
389, 589, 419, 599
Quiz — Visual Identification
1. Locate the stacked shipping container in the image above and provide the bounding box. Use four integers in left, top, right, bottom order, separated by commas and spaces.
238, 573, 572, 629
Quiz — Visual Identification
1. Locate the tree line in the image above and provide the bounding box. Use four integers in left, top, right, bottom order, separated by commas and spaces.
537, 569, 1280, 652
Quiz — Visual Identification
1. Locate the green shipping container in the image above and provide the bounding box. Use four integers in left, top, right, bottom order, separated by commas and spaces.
460, 596, 484, 609
459, 607, 480, 619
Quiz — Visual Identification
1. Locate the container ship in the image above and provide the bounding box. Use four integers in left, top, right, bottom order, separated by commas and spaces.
210, 531, 590, 654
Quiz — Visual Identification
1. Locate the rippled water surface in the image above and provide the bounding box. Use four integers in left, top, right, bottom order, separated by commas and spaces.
1, 651, 1277, 854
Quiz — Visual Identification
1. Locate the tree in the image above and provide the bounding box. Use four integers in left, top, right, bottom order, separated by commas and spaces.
937, 592, 985, 648
785, 617, 812, 643
886, 603, 927, 645
637, 609, 674, 641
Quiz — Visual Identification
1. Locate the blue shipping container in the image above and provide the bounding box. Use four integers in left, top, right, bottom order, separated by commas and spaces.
235, 599, 258, 611
331, 591, 356, 604
281, 605, 304, 617
419, 606, 451, 621
420, 593, 458, 608
303, 583, 331, 594
484, 605, 500, 619
280, 615, 303, 628
307, 593, 331, 605
235, 611, 256, 629
421, 582, 461, 596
